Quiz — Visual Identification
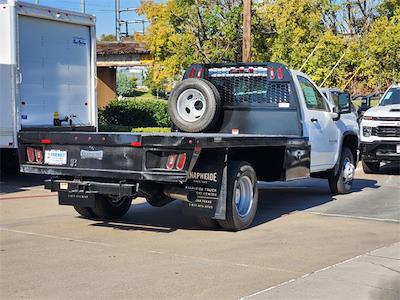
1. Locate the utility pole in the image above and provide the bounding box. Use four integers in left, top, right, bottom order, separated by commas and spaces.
115, 0, 147, 41
242, 0, 251, 62
80, 0, 85, 13
35, 0, 39, 4
115, 0, 121, 41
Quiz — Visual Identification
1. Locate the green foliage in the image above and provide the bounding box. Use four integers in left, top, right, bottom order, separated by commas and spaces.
139, 0, 400, 94
101, 99, 171, 128
131, 127, 171, 133
98, 34, 116, 41
116, 73, 137, 97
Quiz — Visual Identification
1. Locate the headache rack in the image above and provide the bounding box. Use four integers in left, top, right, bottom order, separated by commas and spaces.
184, 62, 297, 108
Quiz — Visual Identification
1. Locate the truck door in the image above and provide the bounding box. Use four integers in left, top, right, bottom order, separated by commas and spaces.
296, 76, 338, 172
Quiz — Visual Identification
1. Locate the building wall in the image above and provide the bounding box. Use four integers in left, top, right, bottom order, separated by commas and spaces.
97, 67, 116, 108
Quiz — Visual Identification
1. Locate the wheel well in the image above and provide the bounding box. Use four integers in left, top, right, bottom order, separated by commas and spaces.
342, 134, 358, 162
228, 146, 286, 181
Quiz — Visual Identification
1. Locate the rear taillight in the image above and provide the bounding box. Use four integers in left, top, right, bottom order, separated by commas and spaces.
277, 67, 284, 80
166, 153, 177, 169
268, 67, 275, 80
188, 68, 196, 78
27, 147, 35, 163
35, 148, 43, 163
26, 146, 44, 164
176, 153, 187, 170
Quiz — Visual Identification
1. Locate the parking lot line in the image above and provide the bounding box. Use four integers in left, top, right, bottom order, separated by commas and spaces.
148, 250, 304, 275
0, 194, 55, 201
238, 242, 399, 299
306, 211, 399, 223
0, 227, 112, 247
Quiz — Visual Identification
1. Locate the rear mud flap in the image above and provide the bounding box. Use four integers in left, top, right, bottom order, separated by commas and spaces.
182, 149, 227, 220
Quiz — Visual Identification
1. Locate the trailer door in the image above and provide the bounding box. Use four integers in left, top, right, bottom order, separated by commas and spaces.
18, 15, 92, 128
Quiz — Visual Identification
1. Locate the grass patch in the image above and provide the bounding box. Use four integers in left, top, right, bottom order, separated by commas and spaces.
131, 127, 171, 133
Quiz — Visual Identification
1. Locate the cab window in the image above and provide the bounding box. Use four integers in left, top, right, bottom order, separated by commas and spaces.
298, 76, 329, 111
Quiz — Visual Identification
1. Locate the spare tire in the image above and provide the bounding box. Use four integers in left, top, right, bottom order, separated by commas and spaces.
168, 78, 221, 132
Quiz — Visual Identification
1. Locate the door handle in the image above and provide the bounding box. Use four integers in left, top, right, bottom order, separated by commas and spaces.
311, 118, 318, 123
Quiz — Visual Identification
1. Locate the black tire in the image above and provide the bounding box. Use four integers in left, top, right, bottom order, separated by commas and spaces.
92, 195, 132, 219
218, 161, 258, 231
362, 160, 380, 174
328, 147, 355, 195
168, 78, 221, 132
73, 206, 96, 218
146, 194, 174, 207
196, 216, 220, 229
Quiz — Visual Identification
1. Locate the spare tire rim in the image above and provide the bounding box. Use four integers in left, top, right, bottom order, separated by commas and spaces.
235, 175, 254, 218
176, 89, 207, 122
343, 157, 355, 185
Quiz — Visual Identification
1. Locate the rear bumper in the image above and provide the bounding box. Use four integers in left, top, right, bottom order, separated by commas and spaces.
361, 141, 400, 161
44, 178, 138, 197
21, 164, 188, 183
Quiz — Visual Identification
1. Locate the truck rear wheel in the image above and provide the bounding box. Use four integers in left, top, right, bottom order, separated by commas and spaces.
362, 160, 380, 174
218, 161, 258, 231
196, 216, 220, 229
92, 195, 132, 219
328, 147, 355, 195
168, 78, 221, 132
73, 206, 95, 218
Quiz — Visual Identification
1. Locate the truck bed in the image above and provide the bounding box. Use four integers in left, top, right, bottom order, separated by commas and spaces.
18, 131, 309, 182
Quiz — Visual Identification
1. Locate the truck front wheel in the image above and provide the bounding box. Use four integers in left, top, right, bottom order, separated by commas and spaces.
328, 147, 355, 195
92, 195, 132, 219
218, 161, 258, 231
362, 160, 380, 174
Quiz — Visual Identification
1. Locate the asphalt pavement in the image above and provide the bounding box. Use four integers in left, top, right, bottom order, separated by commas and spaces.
0, 163, 399, 299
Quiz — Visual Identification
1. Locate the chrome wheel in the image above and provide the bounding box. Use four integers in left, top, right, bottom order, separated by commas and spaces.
176, 89, 206, 122
234, 175, 254, 218
343, 157, 355, 185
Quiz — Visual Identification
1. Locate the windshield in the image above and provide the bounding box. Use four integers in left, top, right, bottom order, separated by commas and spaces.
380, 87, 400, 106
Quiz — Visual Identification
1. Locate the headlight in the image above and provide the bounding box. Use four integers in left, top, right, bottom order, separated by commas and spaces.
363, 116, 375, 120
363, 126, 372, 137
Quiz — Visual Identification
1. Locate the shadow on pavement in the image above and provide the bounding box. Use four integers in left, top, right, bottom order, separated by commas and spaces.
88, 177, 380, 232
0, 172, 49, 194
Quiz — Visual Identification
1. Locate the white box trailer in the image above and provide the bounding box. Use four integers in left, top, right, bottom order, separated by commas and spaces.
0, 0, 97, 172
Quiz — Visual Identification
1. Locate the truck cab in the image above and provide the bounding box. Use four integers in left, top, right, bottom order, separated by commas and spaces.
360, 85, 400, 173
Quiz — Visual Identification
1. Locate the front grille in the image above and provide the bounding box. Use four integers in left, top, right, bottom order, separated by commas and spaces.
372, 126, 400, 137
207, 76, 291, 106
374, 117, 400, 121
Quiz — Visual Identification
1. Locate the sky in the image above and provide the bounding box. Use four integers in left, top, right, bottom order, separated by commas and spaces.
23, 0, 145, 36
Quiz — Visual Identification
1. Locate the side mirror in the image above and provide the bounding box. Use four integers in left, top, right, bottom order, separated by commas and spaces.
360, 97, 371, 111
338, 92, 351, 114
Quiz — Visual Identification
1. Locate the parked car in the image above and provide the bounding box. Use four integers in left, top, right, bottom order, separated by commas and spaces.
360, 85, 400, 173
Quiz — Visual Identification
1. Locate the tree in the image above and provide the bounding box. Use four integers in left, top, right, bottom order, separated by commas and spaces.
116, 73, 136, 97
98, 34, 117, 42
